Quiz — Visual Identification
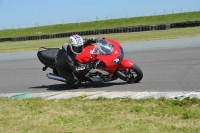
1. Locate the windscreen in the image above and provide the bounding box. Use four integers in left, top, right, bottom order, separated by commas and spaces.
93, 38, 114, 55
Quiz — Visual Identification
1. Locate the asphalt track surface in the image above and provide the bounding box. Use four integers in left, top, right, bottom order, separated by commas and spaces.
0, 37, 200, 93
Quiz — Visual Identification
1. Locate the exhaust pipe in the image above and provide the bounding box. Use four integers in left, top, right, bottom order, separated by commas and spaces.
46, 73, 67, 82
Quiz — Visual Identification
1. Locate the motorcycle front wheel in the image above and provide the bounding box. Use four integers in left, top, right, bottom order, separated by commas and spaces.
118, 64, 143, 83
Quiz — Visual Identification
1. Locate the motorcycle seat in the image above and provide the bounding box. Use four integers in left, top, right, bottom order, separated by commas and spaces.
38, 48, 59, 61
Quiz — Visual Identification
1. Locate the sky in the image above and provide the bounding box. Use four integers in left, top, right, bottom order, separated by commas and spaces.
0, 0, 200, 30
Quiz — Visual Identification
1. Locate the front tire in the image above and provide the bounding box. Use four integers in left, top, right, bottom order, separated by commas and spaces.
118, 64, 143, 83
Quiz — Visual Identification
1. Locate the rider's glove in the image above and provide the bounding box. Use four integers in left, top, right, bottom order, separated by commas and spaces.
85, 63, 94, 70
85, 62, 96, 70
85, 60, 99, 70
84, 38, 98, 46
76, 60, 97, 71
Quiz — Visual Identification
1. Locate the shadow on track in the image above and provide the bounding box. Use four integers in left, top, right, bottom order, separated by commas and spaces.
29, 82, 130, 91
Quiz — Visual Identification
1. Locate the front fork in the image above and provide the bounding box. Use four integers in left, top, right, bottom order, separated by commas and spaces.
116, 58, 134, 80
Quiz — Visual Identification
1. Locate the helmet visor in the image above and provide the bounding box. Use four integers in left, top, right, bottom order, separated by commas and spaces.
72, 45, 83, 54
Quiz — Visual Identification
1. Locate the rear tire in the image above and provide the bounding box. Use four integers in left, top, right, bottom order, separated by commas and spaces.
119, 64, 143, 83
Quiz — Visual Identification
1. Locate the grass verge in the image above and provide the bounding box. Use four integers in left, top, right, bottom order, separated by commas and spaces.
0, 97, 200, 133
0, 11, 200, 38
0, 27, 200, 53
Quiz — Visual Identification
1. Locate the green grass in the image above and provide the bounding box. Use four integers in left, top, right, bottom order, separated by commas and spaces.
0, 97, 200, 133
0, 26, 200, 53
0, 11, 200, 38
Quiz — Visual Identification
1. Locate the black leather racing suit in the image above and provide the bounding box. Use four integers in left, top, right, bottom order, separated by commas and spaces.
55, 38, 97, 88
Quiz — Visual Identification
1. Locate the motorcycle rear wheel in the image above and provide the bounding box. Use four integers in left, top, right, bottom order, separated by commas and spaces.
119, 64, 143, 83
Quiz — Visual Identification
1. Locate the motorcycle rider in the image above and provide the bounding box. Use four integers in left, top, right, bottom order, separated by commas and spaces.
55, 34, 97, 88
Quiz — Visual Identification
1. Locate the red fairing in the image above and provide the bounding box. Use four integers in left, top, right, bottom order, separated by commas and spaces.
118, 58, 134, 71
76, 37, 133, 74
76, 45, 95, 64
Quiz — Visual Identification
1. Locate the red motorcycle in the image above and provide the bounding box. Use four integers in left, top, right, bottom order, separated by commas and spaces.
37, 37, 143, 85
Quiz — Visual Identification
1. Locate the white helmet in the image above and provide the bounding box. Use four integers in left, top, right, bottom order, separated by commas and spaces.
69, 34, 84, 54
